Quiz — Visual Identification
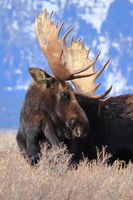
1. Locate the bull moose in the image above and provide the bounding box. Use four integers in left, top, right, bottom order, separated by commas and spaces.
17, 9, 133, 165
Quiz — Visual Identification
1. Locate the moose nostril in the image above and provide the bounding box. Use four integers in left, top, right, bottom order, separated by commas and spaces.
70, 118, 77, 127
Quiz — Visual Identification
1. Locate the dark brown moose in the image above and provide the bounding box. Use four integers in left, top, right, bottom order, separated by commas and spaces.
17, 9, 133, 165
17, 9, 108, 165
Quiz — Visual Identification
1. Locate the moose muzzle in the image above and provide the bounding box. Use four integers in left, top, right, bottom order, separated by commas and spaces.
66, 116, 89, 139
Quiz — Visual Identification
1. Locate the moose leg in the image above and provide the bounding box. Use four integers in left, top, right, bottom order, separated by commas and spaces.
26, 129, 41, 165
16, 129, 27, 157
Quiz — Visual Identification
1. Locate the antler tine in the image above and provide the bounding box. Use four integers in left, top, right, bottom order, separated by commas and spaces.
71, 58, 97, 76
92, 57, 112, 98
91, 85, 112, 99
62, 26, 74, 43
93, 57, 111, 81
70, 71, 96, 80
57, 21, 64, 36
70, 36, 74, 46
56, 21, 59, 28
94, 51, 101, 61
49, 11, 54, 19
78, 38, 81, 42
92, 51, 101, 68
87, 48, 91, 57
95, 83, 101, 91
43, 8, 47, 17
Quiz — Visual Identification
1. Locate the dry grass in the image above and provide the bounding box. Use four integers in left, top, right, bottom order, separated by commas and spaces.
0, 133, 133, 200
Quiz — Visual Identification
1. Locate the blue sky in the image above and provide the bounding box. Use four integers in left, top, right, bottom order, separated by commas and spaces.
0, 0, 133, 129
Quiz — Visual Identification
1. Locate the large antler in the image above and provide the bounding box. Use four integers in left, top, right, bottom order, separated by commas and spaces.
35, 9, 112, 99
35, 9, 95, 81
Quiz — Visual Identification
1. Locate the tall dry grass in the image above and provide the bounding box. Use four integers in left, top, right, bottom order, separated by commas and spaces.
0, 133, 133, 200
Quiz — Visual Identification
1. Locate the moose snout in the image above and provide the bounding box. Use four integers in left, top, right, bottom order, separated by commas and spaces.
68, 117, 89, 138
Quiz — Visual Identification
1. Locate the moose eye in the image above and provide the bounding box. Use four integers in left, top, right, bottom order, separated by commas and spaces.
60, 92, 70, 101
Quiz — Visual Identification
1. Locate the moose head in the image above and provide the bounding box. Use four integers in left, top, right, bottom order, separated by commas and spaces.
33, 9, 112, 137
28, 67, 89, 139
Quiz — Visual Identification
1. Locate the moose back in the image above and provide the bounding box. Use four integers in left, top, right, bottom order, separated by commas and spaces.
75, 93, 133, 164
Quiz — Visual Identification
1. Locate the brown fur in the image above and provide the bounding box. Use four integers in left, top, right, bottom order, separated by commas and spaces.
75, 93, 133, 164
16, 71, 89, 165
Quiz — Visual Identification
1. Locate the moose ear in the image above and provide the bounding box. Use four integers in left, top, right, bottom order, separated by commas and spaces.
28, 68, 52, 83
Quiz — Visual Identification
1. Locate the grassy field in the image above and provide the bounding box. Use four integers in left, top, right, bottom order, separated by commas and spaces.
0, 133, 133, 200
